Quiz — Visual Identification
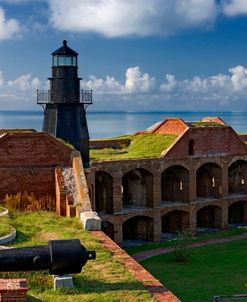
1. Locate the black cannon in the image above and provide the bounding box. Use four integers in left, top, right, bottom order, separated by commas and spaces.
0, 239, 96, 275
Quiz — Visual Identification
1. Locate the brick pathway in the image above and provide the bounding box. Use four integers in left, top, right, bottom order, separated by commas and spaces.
132, 233, 247, 262
92, 231, 181, 302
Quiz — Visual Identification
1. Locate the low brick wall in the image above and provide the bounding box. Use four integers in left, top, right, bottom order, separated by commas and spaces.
90, 139, 130, 149
0, 278, 28, 302
92, 231, 181, 302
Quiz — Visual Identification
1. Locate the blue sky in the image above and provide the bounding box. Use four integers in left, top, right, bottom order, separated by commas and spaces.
1, 0, 247, 111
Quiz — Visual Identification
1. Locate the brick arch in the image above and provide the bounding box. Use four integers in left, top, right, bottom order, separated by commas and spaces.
122, 215, 154, 241
122, 168, 153, 208
228, 200, 247, 224
194, 159, 223, 171
161, 165, 189, 202
228, 160, 247, 195
161, 210, 190, 233
197, 205, 222, 228
196, 163, 222, 199
95, 170, 113, 214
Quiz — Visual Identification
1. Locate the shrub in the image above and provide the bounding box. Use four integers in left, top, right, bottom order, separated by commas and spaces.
170, 233, 191, 263
2, 191, 55, 212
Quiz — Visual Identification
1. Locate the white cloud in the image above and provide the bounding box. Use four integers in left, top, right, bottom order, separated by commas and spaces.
48, 0, 217, 38
125, 67, 155, 93
160, 74, 176, 92
0, 6, 21, 40
0, 71, 43, 109
222, 0, 247, 16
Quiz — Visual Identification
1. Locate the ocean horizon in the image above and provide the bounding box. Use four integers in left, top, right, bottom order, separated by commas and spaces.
0, 110, 247, 138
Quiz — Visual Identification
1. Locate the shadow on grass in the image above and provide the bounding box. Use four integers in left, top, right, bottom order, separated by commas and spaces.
70, 276, 145, 294
14, 230, 31, 244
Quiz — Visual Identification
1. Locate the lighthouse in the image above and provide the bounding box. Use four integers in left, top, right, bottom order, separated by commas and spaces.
37, 40, 92, 167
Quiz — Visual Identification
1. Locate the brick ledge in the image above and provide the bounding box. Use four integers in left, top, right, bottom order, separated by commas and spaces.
92, 231, 181, 302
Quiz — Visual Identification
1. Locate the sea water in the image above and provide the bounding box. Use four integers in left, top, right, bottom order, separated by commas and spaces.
0, 110, 247, 139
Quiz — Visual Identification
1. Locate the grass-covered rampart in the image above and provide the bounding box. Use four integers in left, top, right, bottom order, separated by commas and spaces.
90, 133, 177, 161
0, 211, 154, 302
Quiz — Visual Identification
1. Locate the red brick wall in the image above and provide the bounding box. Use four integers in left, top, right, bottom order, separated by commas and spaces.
165, 127, 247, 158
0, 132, 72, 167
0, 279, 27, 302
0, 132, 74, 202
152, 118, 188, 135
0, 167, 55, 199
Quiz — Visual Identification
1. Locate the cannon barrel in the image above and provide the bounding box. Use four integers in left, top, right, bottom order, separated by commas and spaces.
0, 239, 96, 275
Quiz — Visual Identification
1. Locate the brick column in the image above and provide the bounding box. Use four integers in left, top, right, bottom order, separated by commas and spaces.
113, 222, 122, 245
153, 174, 161, 208
221, 204, 228, 230
189, 207, 197, 234
221, 164, 229, 197
113, 175, 122, 213
0, 279, 28, 302
153, 212, 161, 242
189, 168, 196, 202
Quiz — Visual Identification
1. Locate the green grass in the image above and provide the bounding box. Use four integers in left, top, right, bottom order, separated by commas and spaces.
126, 228, 247, 255
192, 121, 225, 127
90, 133, 177, 161
0, 223, 13, 237
141, 239, 247, 302
0, 211, 155, 302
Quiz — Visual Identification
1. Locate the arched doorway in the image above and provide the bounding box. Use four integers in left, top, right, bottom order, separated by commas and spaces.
197, 206, 221, 229
228, 201, 247, 224
197, 163, 222, 198
229, 160, 247, 195
161, 166, 189, 202
122, 216, 153, 241
162, 210, 189, 233
101, 221, 114, 239
122, 169, 153, 208
95, 171, 113, 214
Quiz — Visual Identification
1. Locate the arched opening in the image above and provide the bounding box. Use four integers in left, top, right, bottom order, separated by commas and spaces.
197, 163, 222, 198
228, 201, 247, 225
122, 216, 153, 241
197, 206, 221, 229
95, 171, 113, 214
189, 139, 195, 156
162, 210, 189, 234
101, 221, 114, 239
122, 168, 153, 208
228, 160, 247, 195
161, 165, 189, 202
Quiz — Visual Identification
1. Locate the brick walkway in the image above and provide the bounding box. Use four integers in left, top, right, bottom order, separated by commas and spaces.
132, 233, 247, 262
92, 231, 181, 302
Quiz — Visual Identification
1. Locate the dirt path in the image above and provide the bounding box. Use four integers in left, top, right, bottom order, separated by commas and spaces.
132, 233, 247, 262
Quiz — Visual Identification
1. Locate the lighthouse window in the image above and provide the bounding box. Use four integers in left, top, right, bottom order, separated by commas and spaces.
53, 55, 77, 66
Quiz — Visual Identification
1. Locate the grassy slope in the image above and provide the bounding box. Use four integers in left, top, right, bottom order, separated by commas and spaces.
90, 133, 177, 161
141, 239, 247, 302
0, 212, 154, 302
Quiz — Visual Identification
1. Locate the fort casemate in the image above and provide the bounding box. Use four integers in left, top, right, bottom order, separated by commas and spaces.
1, 41, 247, 247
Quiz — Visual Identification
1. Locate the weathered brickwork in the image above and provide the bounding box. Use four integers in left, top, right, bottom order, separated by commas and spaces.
0, 278, 27, 302
89, 123, 247, 245
0, 132, 74, 212
152, 118, 188, 135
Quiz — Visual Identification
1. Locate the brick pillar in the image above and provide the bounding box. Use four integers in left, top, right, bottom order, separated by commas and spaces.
189, 207, 197, 234
189, 168, 196, 202
221, 164, 229, 197
113, 222, 122, 246
153, 174, 161, 208
221, 204, 228, 230
153, 212, 161, 242
0, 279, 28, 302
112, 175, 122, 213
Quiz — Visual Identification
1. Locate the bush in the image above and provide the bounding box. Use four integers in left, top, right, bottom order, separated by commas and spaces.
170, 233, 191, 263
2, 191, 55, 212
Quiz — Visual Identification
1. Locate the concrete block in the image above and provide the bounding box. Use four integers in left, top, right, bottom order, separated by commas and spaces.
80, 211, 101, 231
53, 275, 74, 290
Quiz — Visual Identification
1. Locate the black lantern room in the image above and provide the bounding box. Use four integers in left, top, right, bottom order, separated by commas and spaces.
37, 40, 92, 167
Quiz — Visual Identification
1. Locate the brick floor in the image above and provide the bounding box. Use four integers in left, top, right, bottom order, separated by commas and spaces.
92, 231, 181, 302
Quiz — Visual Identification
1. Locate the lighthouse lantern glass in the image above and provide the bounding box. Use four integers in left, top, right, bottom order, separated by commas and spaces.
53, 55, 77, 67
